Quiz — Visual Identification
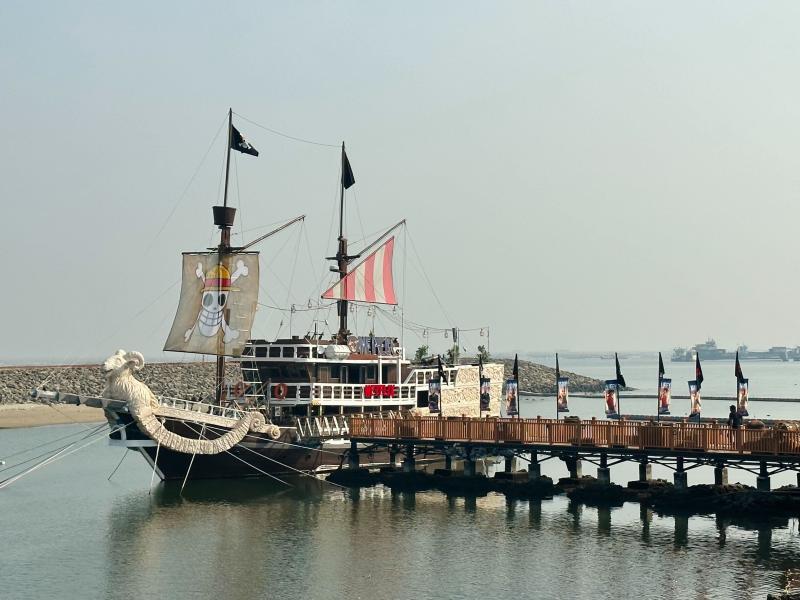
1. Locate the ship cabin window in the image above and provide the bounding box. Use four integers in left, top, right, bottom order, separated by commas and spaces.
297, 346, 310, 358
255, 346, 268, 358
261, 365, 309, 380
268, 347, 281, 358
331, 366, 341, 379
282, 347, 294, 358
364, 366, 377, 382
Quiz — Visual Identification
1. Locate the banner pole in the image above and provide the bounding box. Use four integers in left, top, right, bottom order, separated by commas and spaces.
657, 374, 660, 423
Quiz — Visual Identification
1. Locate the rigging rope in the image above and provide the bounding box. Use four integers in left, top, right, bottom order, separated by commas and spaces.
232, 112, 340, 148
145, 114, 228, 255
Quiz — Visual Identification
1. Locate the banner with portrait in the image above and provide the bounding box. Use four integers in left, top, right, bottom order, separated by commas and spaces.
604, 380, 619, 418
480, 377, 491, 412
428, 377, 441, 414
688, 379, 701, 418
557, 377, 569, 413
505, 379, 519, 416
737, 378, 749, 416
658, 378, 672, 415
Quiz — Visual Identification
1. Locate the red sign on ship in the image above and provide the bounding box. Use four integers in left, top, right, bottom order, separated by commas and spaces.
363, 384, 396, 398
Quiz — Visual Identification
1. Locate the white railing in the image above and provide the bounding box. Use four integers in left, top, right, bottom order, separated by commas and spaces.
157, 396, 247, 420
295, 415, 350, 439
406, 366, 458, 386
267, 382, 418, 407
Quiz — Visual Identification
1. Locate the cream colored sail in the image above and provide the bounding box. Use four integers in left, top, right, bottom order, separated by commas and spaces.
164, 252, 259, 357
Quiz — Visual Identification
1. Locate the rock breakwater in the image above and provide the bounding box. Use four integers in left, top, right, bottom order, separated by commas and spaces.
498, 358, 607, 394
0, 362, 243, 405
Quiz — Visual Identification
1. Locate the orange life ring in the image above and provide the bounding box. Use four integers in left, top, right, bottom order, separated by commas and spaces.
233, 382, 245, 397
274, 383, 288, 400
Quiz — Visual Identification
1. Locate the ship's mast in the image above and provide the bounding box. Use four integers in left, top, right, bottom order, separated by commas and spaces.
212, 108, 236, 404
335, 142, 350, 344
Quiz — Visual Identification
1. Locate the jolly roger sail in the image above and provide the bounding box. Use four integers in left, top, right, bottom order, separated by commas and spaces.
164, 252, 260, 357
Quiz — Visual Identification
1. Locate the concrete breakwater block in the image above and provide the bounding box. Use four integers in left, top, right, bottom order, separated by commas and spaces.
493, 470, 529, 482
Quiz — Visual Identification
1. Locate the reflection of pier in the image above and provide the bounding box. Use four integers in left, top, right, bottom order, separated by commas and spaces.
347, 416, 800, 489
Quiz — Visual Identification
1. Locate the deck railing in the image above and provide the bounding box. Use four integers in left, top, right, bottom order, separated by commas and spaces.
349, 416, 800, 456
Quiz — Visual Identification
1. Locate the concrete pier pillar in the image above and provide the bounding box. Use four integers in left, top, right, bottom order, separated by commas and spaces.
403, 444, 415, 473
757, 461, 770, 491
348, 440, 359, 469
639, 460, 652, 482
567, 457, 582, 479
714, 464, 728, 486
528, 462, 541, 481
464, 457, 476, 477
674, 457, 687, 490
444, 454, 452, 471
504, 455, 515, 473
597, 468, 611, 484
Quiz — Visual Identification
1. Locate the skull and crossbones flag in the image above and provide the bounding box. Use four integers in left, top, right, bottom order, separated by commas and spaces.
164, 252, 260, 356
231, 125, 259, 156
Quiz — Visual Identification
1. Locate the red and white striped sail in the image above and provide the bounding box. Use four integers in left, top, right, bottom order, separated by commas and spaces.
322, 237, 397, 305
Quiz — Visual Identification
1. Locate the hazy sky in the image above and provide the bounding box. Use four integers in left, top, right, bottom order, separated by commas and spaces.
3, 1, 800, 364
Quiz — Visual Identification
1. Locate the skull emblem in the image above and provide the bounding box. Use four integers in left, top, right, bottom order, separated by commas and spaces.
185, 260, 248, 343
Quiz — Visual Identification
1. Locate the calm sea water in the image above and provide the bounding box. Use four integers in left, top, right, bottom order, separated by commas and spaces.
2, 356, 800, 600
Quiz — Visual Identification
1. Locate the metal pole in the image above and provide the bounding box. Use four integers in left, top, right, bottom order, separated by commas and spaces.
657, 374, 661, 423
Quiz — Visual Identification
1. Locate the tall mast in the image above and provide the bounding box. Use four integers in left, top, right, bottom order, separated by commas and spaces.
336, 142, 349, 344
213, 108, 235, 404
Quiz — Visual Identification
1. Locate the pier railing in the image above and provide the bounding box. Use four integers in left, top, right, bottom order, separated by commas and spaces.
349, 416, 800, 456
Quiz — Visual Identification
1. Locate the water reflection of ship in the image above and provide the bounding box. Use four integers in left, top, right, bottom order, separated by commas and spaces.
671, 339, 789, 362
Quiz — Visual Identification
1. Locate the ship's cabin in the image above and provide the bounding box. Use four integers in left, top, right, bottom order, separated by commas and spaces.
239, 335, 459, 423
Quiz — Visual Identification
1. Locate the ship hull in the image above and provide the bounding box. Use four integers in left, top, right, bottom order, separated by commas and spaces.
109, 413, 390, 481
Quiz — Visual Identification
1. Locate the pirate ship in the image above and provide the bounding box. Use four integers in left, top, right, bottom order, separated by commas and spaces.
49, 110, 504, 481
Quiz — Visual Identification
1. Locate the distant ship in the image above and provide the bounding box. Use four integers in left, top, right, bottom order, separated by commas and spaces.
671, 339, 788, 362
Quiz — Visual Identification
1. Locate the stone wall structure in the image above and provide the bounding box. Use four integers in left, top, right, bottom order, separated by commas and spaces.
427, 363, 504, 417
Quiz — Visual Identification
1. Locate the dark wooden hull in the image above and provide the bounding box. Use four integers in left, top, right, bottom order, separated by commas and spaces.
112, 413, 389, 481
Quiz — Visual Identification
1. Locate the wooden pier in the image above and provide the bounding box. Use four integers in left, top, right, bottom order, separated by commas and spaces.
346, 415, 800, 490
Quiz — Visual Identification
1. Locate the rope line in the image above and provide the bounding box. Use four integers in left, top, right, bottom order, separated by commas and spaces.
232, 112, 340, 148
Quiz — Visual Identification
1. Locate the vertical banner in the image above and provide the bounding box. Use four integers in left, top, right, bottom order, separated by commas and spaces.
428, 377, 441, 414
557, 377, 570, 413
658, 378, 672, 415
737, 378, 749, 416
479, 377, 491, 412
505, 379, 519, 416
604, 380, 619, 418
688, 379, 701, 419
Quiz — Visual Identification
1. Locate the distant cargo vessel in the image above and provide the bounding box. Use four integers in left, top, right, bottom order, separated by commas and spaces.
671, 339, 789, 362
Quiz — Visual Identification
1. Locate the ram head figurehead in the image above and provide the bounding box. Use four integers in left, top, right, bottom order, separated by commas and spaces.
102, 349, 145, 380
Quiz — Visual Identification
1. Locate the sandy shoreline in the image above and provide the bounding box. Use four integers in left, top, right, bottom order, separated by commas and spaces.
0, 403, 106, 429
